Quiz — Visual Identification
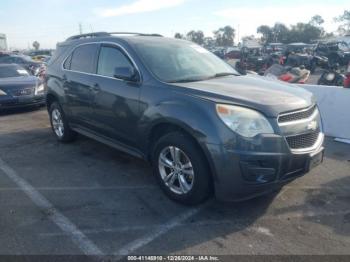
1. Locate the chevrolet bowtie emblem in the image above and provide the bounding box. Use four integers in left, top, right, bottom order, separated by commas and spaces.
307, 121, 318, 131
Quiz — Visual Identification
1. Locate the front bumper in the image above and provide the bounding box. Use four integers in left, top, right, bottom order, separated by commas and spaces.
0, 95, 45, 109
210, 134, 324, 201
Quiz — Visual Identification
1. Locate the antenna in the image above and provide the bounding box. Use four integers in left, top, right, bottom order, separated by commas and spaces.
79, 23, 83, 34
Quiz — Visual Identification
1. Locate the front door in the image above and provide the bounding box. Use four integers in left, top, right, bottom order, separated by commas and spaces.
90, 44, 141, 148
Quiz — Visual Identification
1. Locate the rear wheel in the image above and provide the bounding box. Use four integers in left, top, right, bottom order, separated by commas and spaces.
49, 102, 77, 142
152, 132, 212, 205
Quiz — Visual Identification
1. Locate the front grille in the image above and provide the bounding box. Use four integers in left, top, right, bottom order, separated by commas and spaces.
278, 105, 316, 123
12, 88, 34, 97
286, 131, 320, 149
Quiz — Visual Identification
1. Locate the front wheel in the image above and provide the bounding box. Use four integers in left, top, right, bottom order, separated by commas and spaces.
152, 132, 212, 205
49, 102, 77, 143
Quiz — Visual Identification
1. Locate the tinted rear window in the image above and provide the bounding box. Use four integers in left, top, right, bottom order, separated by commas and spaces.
70, 44, 98, 73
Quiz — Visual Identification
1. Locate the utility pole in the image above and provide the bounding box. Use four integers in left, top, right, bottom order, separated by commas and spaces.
79, 23, 83, 34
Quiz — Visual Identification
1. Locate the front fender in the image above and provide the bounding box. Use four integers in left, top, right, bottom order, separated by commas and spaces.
139, 98, 222, 148
137, 96, 230, 182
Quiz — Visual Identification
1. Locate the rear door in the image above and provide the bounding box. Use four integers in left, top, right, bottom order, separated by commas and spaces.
90, 43, 141, 148
62, 43, 99, 128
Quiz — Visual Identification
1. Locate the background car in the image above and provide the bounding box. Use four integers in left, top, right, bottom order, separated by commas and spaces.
0, 54, 43, 75
0, 64, 45, 109
25, 49, 53, 57
315, 41, 350, 67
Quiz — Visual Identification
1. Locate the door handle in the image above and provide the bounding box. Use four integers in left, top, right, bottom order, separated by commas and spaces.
90, 84, 101, 93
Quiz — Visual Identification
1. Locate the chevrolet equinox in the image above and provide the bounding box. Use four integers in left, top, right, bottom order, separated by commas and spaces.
46, 32, 324, 205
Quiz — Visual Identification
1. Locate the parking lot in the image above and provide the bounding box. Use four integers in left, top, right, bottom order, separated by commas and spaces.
0, 107, 350, 257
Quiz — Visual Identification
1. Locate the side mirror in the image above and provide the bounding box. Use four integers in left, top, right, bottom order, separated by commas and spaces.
113, 67, 138, 82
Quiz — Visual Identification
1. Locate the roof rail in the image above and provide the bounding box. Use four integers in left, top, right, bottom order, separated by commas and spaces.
65, 32, 163, 41
66, 32, 110, 41
108, 32, 163, 37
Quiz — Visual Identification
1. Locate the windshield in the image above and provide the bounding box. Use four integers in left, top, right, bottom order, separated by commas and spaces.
0, 65, 29, 78
134, 40, 238, 82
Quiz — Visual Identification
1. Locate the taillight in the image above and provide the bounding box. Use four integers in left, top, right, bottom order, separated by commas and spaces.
279, 74, 293, 82
344, 74, 350, 88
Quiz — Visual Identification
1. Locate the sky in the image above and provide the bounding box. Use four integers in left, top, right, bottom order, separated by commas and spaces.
0, 0, 348, 49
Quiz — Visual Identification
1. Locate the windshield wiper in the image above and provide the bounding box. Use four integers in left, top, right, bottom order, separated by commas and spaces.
168, 72, 239, 83
167, 77, 210, 83
211, 72, 239, 78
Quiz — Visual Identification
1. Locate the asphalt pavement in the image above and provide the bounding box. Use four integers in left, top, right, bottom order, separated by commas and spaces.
0, 107, 349, 258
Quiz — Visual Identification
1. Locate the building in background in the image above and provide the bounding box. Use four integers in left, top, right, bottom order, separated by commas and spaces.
0, 34, 8, 51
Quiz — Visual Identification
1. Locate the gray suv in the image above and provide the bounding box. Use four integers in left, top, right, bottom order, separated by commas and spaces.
46, 32, 324, 205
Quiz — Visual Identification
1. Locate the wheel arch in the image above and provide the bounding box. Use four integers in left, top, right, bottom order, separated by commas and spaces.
46, 92, 59, 111
146, 121, 219, 183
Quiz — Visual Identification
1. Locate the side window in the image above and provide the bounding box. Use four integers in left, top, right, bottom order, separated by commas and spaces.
97, 46, 134, 78
70, 44, 98, 73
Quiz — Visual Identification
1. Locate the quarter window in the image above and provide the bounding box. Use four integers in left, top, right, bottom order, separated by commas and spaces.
97, 46, 134, 78
63, 54, 72, 70
70, 44, 98, 73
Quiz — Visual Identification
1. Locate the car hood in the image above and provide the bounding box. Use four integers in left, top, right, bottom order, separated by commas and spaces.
172, 75, 315, 117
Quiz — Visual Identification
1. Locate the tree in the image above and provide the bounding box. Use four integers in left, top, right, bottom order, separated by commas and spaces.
186, 30, 204, 45
257, 25, 273, 44
32, 41, 40, 50
272, 23, 289, 43
257, 17, 325, 44
309, 15, 325, 37
203, 37, 215, 48
174, 33, 184, 39
310, 15, 324, 26
335, 10, 350, 35
287, 23, 322, 43
214, 26, 235, 46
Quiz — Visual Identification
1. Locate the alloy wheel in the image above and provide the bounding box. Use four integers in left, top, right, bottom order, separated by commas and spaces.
158, 146, 195, 195
51, 108, 64, 138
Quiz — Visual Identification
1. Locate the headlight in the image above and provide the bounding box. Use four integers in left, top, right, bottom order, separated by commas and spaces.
35, 84, 45, 95
326, 73, 335, 81
34, 67, 40, 76
216, 104, 274, 137
0, 89, 7, 96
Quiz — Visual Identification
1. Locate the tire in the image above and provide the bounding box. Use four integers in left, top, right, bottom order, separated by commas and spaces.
49, 102, 77, 143
310, 61, 317, 74
152, 132, 212, 205
335, 77, 345, 87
